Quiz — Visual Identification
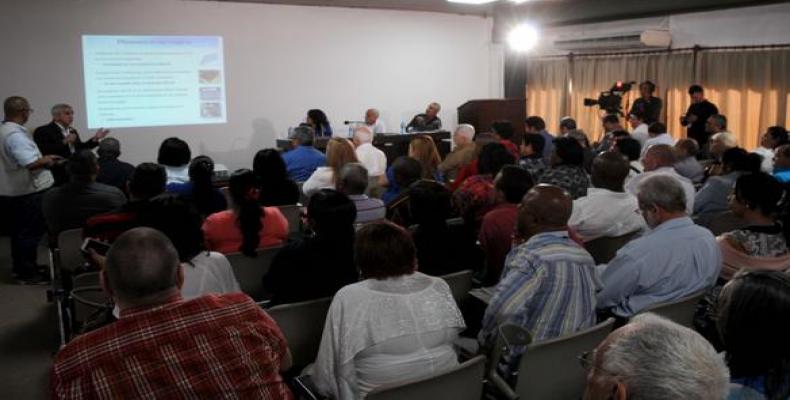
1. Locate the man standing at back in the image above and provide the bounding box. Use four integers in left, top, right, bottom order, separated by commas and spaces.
51, 227, 294, 399
0, 96, 61, 284
681, 85, 719, 153
479, 185, 599, 375
597, 175, 720, 319
282, 126, 326, 182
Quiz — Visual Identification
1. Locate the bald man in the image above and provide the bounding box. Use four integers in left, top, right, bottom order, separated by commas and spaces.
364, 108, 386, 134
479, 184, 599, 377
625, 144, 695, 214
569, 152, 645, 242
52, 227, 294, 398
406, 102, 442, 132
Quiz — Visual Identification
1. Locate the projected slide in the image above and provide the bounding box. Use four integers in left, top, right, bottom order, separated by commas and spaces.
82, 35, 226, 129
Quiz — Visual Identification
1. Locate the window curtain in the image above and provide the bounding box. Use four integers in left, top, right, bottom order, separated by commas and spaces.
698, 48, 790, 150
525, 58, 569, 133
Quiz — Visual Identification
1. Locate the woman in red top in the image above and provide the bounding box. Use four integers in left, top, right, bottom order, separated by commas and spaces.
203, 169, 288, 255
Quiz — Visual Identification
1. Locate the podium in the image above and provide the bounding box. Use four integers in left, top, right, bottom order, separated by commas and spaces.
457, 99, 527, 143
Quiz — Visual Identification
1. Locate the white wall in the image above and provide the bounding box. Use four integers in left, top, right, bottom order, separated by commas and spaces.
535, 3, 790, 55
0, 0, 498, 169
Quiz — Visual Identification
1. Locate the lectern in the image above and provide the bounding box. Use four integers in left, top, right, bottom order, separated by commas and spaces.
457, 99, 527, 143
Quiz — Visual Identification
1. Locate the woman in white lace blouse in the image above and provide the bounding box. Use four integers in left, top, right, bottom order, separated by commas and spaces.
312, 221, 466, 399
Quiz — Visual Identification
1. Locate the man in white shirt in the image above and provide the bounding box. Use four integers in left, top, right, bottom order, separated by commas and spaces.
627, 113, 649, 147
352, 126, 387, 178
626, 144, 695, 215
0, 96, 61, 284
753, 126, 786, 173
569, 151, 645, 242
364, 108, 386, 134
640, 122, 676, 158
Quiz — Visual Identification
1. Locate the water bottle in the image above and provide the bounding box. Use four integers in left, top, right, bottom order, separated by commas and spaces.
400, 121, 405, 135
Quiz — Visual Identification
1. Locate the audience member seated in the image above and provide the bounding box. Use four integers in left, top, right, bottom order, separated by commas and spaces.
253, 148, 300, 206
717, 271, 790, 400
582, 313, 729, 400
491, 120, 520, 160
264, 189, 357, 305
406, 102, 442, 132
479, 185, 598, 376
336, 163, 385, 224
753, 126, 788, 173
558, 116, 576, 136
595, 114, 623, 153
772, 144, 790, 183
706, 129, 738, 177
84, 163, 167, 242
385, 157, 423, 227
640, 122, 676, 158
539, 136, 590, 199
612, 137, 643, 183
448, 132, 499, 191
627, 113, 649, 146
525, 116, 554, 161
454, 142, 515, 228
95, 137, 134, 195
694, 147, 758, 225
478, 166, 533, 285
167, 155, 227, 218
282, 125, 326, 182
202, 169, 288, 255
352, 126, 387, 179
568, 129, 595, 172
408, 135, 443, 181
569, 152, 645, 242
303, 137, 358, 197
157, 137, 192, 184
674, 138, 705, 184
306, 108, 333, 137
311, 222, 465, 399
438, 124, 476, 181
43, 150, 125, 236
518, 133, 547, 181
51, 228, 293, 399
718, 172, 790, 281
409, 180, 481, 277
705, 113, 731, 150
626, 144, 695, 214
597, 175, 720, 318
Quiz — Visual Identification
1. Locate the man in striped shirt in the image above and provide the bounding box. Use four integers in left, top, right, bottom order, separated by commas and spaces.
479, 184, 600, 376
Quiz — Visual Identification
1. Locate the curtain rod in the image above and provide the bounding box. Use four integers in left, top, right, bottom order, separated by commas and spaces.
530, 43, 790, 60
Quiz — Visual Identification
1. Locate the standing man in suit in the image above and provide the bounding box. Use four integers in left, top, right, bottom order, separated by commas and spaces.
34, 103, 109, 185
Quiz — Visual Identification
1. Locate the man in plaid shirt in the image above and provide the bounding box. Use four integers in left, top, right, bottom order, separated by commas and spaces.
51, 227, 294, 399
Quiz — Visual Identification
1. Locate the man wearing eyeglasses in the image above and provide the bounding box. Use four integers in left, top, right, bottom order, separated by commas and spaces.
0, 96, 62, 284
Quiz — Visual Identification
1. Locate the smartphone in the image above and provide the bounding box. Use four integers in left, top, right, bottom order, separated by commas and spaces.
80, 238, 111, 256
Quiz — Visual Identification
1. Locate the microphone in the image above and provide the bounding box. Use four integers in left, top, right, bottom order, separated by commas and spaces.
344, 120, 365, 125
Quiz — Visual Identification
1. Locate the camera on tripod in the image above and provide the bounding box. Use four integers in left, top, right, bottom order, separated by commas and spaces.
583, 81, 636, 115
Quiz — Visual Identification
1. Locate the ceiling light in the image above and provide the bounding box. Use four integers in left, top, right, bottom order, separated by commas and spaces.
508, 23, 540, 52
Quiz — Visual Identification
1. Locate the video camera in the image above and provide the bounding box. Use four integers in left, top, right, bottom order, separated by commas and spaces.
583, 81, 636, 115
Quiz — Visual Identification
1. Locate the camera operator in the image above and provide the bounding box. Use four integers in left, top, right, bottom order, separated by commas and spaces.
680, 85, 719, 154
629, 81, 663, 125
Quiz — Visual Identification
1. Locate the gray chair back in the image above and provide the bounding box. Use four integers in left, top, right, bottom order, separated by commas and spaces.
512, 318, 615, 400
440, 269, 474, 306
705, 211, 748, 236
641, 290, 706, 328
71, 272, 111, 327
226, 246, 282, 300
584, 231, 639, 264
277, 205, 302, 234
267, 297, 332, 370
366, 355, 487, 400
57, 228, 85, 273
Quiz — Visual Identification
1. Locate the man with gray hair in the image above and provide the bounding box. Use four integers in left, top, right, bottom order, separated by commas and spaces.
336, 163, 385, 224
583, 313, 729, 400
96, 137, 135, 194
282, 125, 326, 182
51, 227, 294, 398
34, 103, 109, 185
438, 123, 476, 181
596, 174, 720, 318
364, 108, 386, 134
352, 126, 387, 178
625, 144, 695, 214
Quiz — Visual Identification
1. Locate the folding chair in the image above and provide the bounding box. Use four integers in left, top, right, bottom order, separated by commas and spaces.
267, 297, 333, 371
71, 272, 111, 330
277, 204, 302, 234
583, 231, 639, 264
226, 246, 282, 301
440, 270, 474, 306
641, 289, 707, 328
366, 355, 487, 400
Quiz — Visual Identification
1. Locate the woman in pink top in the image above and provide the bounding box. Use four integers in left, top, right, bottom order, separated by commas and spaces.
203, 169, 289, 255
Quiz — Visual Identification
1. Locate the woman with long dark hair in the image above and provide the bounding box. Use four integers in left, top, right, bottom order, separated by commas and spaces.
167, 155, 227, 218
253, 149, 299, 206
202, 169, 288, 256
307, 109, 333, 137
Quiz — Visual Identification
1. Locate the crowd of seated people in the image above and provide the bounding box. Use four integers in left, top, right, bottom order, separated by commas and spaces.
5, 94, 790, 399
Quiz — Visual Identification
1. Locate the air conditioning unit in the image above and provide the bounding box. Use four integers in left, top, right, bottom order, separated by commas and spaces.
553, 29, 671, 52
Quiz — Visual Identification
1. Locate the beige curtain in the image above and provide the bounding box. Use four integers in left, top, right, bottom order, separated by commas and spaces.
526, 58, 569, 133
699, 48, 790, 150
568, 52, 694, 142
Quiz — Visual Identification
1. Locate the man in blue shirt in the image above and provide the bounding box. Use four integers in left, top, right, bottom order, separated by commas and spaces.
772, 144, 790, 183
281, 126, 326, 182
597, 174, 721, 318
